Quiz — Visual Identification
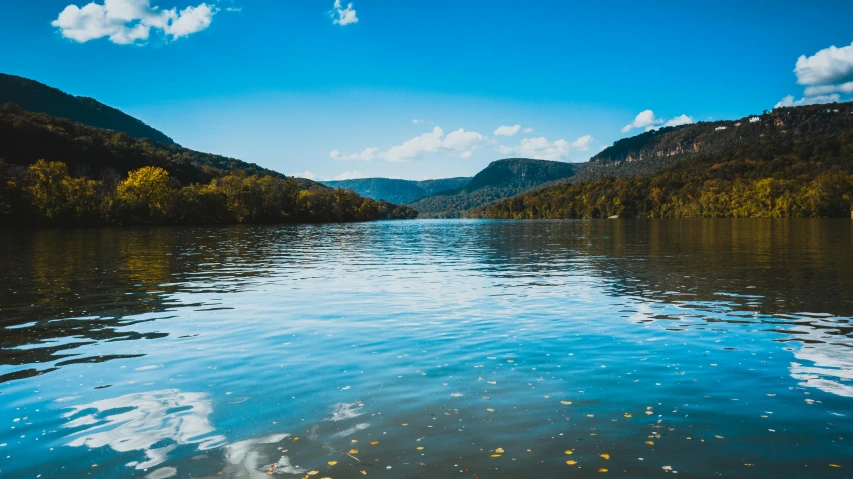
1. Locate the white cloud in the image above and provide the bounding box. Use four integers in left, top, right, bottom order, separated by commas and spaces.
412, 119, 432, 125
52, 0, 217, 44
795, 42, 853, 86
522, 127, 534, 133
383, 126, 445, 162
569, 134, 594, 152
330, 147, 379, 161
493, 124, 521, 136
332, 170, 365, 181
330, 126, 487, 163
330, 0, 358, 26
621, 110, 663, 133
499, 137, 570, 161
804, 81, 853, 96
291, 171, 317, 180
774, 94, 841, 109
777, 42, 853, 109
662, 114, 694, 128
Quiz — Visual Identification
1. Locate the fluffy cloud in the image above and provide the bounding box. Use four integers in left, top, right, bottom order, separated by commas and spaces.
330, 126, 487, 163
622, 110, 694, 133
332, 170, 365, 180
775, 94, 841, 108
621, 110, 663, 132
499, 134, 595, 160
499, 137, 569, 161
52, 0, 217, 44
522, 127, 534, 133
776, 42, 853, 108
493, 124, 521, 136
794, 42, 853, 86
330, 147, 379, 161
569, 134, 593, 152
663, 114, 694, 127
291, 171, 317, 180
330, 0, 358, 26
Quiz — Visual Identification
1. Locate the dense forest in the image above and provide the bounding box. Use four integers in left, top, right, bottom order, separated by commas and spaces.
410, 158, 578, 217
468, 127, 853, 219
0, 104, 416, 227
0, 73, 175, 145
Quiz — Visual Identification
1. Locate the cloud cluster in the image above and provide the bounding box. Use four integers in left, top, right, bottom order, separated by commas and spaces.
498, 135, 593, 161
330, 0, 358, 26
52, 0, 217, 44
777, 42, 853, 107
493, 124, 521, 136
331, 126, 486, 163
621, 110, 694, 133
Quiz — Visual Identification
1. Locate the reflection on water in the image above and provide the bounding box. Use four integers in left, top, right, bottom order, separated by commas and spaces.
63, 389, 225, 469
0, 219, 852, 478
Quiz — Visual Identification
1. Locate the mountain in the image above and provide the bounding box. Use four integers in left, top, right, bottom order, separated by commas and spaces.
0, 102, 323, 191
0, 73, 175, 145
321, 177, 471, 204
408, 158, 580, 217
468, 102, 853, 219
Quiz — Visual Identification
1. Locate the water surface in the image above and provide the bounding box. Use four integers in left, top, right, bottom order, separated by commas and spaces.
1, 219, 852, 478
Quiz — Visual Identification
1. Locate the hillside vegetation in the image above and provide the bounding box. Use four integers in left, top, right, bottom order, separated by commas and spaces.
468, 103, 853, 219
0, 105, 416, 227
0, 73, 175, 145
409, 158, 578, 217
321, 176, 471, 204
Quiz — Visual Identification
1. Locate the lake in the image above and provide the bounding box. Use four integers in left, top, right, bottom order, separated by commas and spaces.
1, 219, 851, 478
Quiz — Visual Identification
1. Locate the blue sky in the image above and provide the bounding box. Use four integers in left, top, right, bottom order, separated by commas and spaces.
3, 0, 853, 181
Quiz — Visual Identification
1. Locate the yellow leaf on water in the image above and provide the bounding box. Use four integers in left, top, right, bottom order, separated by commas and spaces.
645, 441, 654, 446
495, 448, 505, 454
370, 441, 379, 445
624, 413, 632, 418
587, 414, 595, 417
351, 439, 358, 443
600, 453, 610, 460
402, 423, 408, 426
561, 401, 572, 405
830, 464, 841, 468
490, 454, 502, 458
307, 472, 319, 476
294, 437, 300, 441
349, 449, 358, 454
564, 450, 573, 455
715, 435, 724, 439
360, 470, 367, 475
598, 468, 608, 473
507, 360, 514, 363
327, 461, 337, 466
487, 408, 495, 412
417, 446, 424, 450
566, 460, 577, 465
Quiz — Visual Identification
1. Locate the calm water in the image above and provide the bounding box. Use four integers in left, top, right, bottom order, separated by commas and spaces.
1, 219, 852, 479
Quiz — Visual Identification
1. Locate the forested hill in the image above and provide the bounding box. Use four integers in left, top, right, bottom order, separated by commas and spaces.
321, 176, 471, 204
0, 73, 175, 145
0, 103, 322, 191
468, 102, 853, 219
573, 102, 853, 182
408, 158, 578, 217
0, 104, 417, 227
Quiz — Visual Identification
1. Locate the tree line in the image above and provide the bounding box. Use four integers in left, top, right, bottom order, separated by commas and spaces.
468, 131, 853, 219
0, 160, 417, 227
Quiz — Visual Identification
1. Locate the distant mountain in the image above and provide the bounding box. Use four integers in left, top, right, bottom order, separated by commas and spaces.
0, 73, 175, 145
321, 177, 471, 204
468, 101, 853, 219
0, 102, 324, 191
409, 158, 579, 217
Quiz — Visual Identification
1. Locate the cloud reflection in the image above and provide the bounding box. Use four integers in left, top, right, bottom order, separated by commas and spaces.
62, 389, 225, 470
